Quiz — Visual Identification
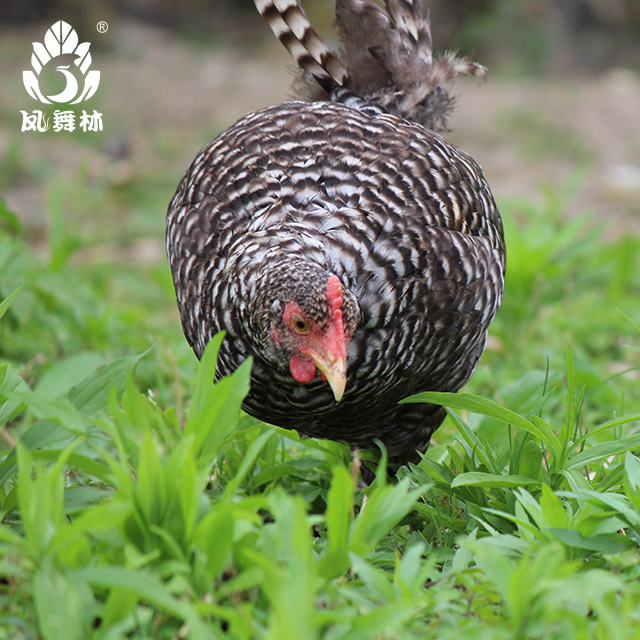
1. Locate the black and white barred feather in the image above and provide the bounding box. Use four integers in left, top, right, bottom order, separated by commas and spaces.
258, 0, 485, 131
255, 0, 347, 92
166, 0, 505, 467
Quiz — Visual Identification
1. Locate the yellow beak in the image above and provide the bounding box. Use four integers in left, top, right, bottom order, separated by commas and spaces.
311, 354, 347, 402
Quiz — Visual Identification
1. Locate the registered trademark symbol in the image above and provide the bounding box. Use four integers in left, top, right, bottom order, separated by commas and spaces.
97, 21, 108, 33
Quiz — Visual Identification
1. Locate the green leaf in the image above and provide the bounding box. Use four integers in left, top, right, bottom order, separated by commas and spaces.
481, 505, 547, 542
548, 528, 635, 554
624, 451, 640, 484
69, 565, 205, 635
10, 389, 88, 434
624, 452, 640, 512
557, 468, 592, 496
317, 465, 354, 580
558, 489, 640, 527
189, 332, 225, 416
186, 354, 252, 463
402, 391, 561, 453
446, 409, 499, 474
33, 564, 95, 640
327, 465, 353, 554
36, 352, 104, 397
0, 198, 22, 234
396, 542, 429, 597
0, 419, 72, 491
574, 413, 640, 445
0, 362, 29, 426
567, 433, 640, 469
62, 486, 111, 514
250, 462, 301, 489
452, 472, 540, 488
67, 351, 149, 414
349, 553, 395, 601
563, 345, 576, 447
517, 439, 544, 480
226, 428, 276, 493
513, 488, 547, 531
452, 529, 477, 572
100, 587, 139, 629
70, 499, 131, 536
257, 492, 320, 640
0, 286, 22, 320
530, 415, 563, 462
193, 496, 234, 582
540, 484, 567, 528
16, 442, 78, 561
341, 600, 419, 640
32, 450, 112, 484
134, 434, 165, 530
349, 478, 426, 555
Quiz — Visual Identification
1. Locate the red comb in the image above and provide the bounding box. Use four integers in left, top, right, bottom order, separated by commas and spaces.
326, 275, 343, 312
326, 275, 346, 358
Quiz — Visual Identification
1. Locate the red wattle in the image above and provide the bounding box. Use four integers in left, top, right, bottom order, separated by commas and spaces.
290, 354, 317, 383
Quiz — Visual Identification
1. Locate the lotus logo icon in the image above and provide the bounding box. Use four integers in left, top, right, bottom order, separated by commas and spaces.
23, 20, 100, 104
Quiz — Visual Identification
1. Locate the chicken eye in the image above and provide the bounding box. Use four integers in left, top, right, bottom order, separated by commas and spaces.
292, 315, 309, 334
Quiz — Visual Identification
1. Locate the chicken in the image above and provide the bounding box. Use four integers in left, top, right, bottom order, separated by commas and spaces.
166, 0, 505, 469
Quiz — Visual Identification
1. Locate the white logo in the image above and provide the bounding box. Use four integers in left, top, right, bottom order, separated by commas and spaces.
23, 20, 100, 104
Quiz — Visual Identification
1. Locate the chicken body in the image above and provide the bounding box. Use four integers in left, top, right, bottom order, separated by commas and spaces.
166, 0, 506, 466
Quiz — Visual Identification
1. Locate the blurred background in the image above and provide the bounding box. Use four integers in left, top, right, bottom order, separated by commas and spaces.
1, 0, 640, 239
1, 0, 640, 428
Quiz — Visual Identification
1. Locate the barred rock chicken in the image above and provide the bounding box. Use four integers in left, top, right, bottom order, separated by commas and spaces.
166, 0, 505, 469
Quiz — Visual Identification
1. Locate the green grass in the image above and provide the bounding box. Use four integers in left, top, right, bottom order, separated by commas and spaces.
2, 167, 640, 640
